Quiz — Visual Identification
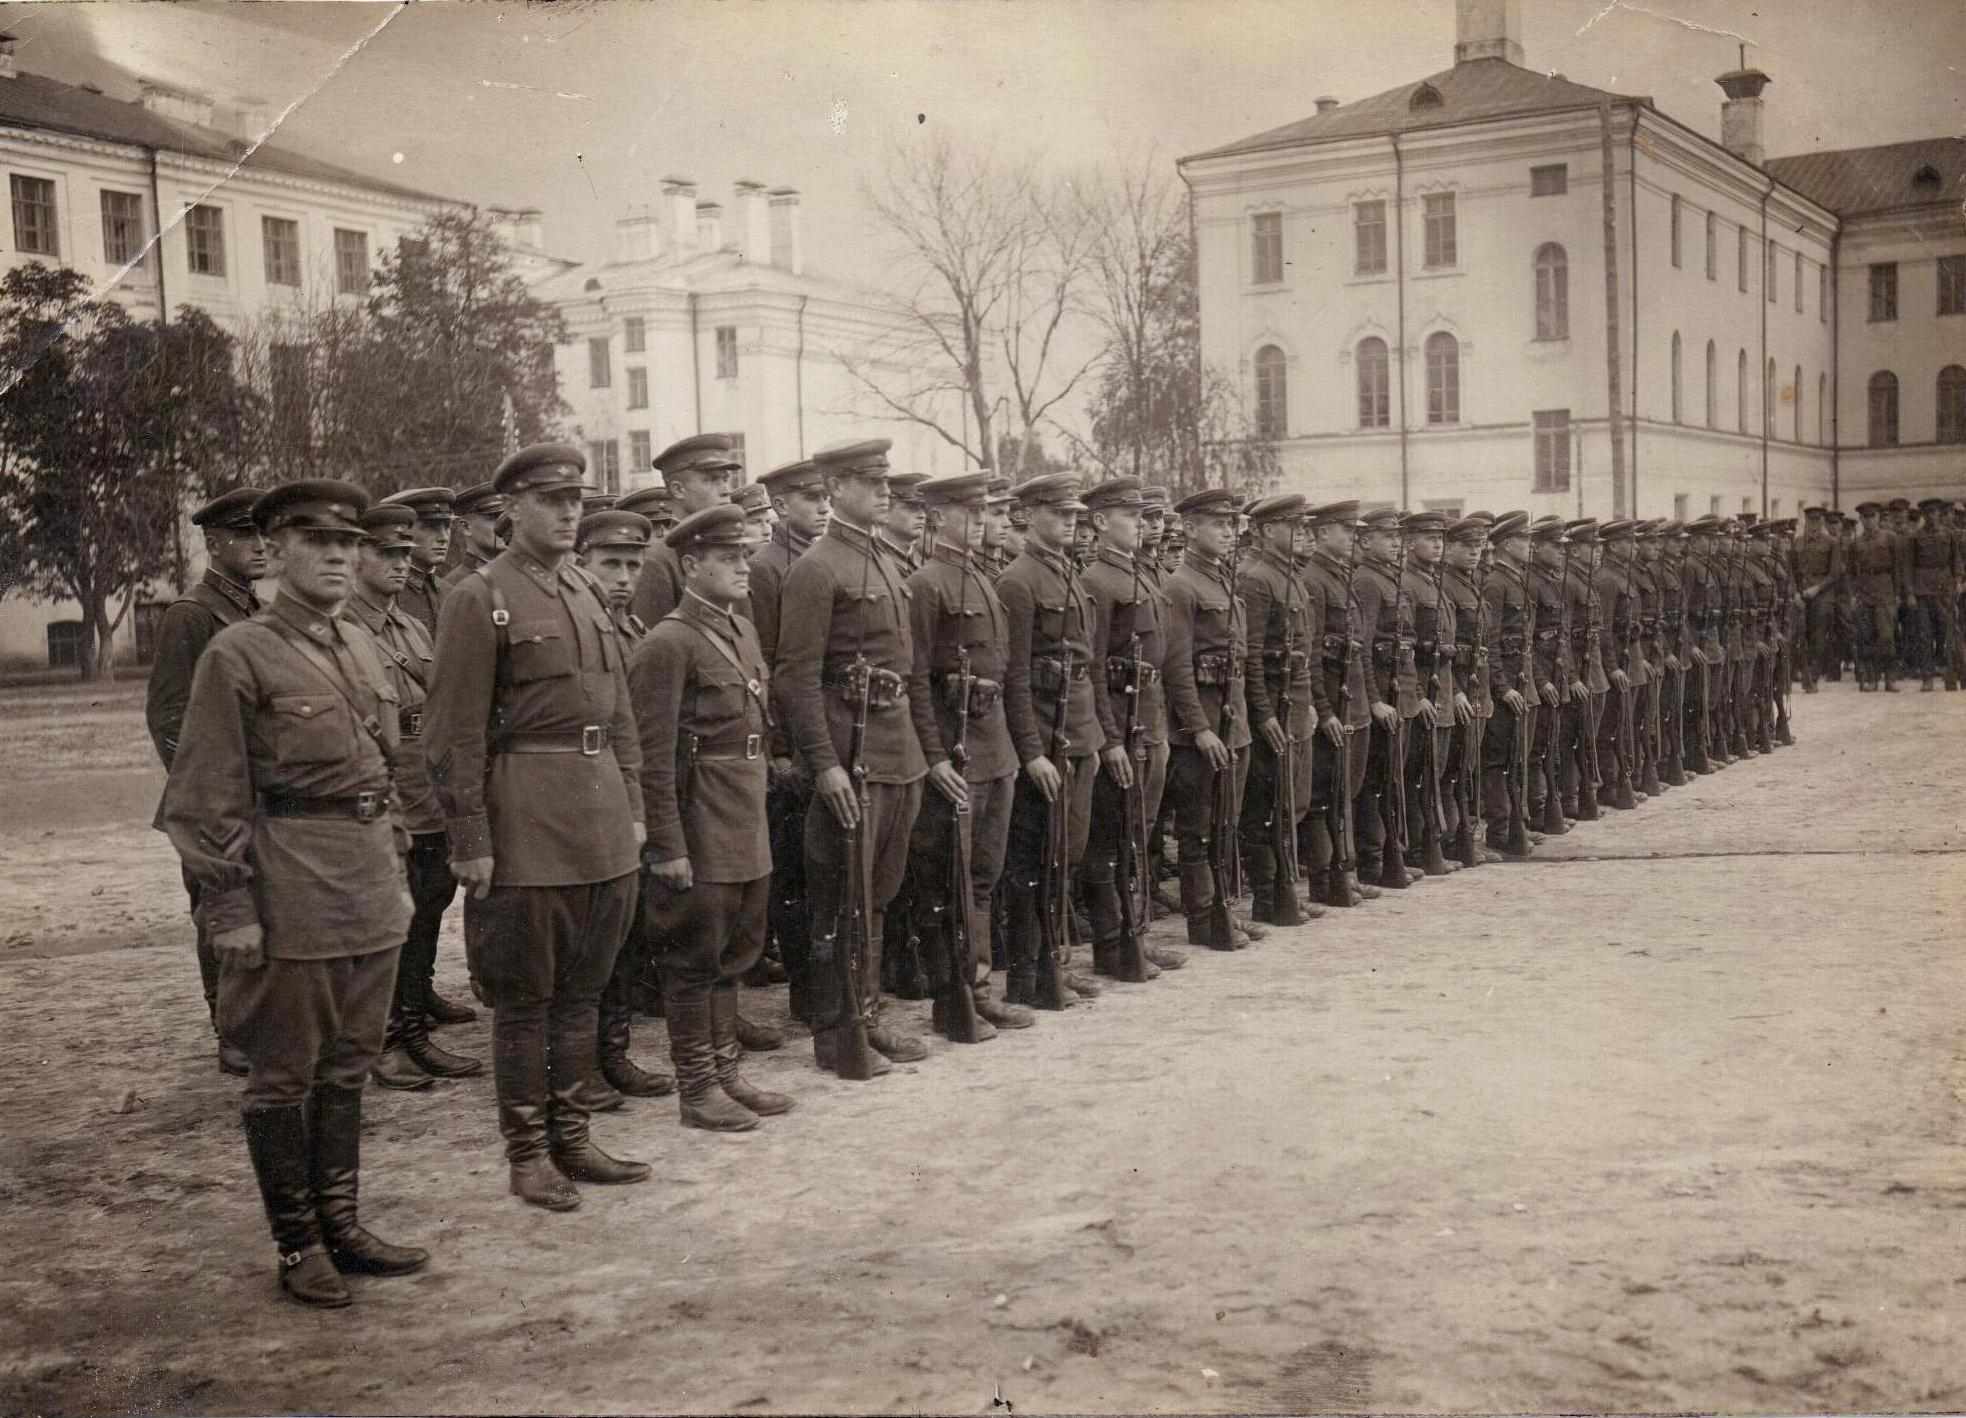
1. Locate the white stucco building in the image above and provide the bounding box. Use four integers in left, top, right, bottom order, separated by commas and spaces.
1177, 0, 1962, 521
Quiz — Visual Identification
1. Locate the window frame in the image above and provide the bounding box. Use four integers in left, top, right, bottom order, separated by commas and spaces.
1669, 194, 1682, 268
1534, 243, 1568, 340
99, 188, 147, 269
623, 315, 647, 353
1937, 365, 1966, 445
1251, 210, 1284, 285
1533, 409, 1571, 494
1869, 263, 1898, 323
1766, 241, 1778, 305
1424, 332, 1460, 425
9, 173, 59, 257
1422, 192, 1457, 269
261, 215, 301, 288
1867, 370, 1899, 448
715, 325, 739, 380
1737, 229, 1748, 293
1530, 164, 1568, 197
1705, 340, 1717, 427
1253, 344, 1288, 439
626, 366, 649, 411
1353, 200, 1387, 276
1356, 336, 1390, 429
628, 429, 652, 469
587, 336, 612, 390
1938, 256, 1966, 317
333, 228, 369, 296
1705, 212, 1717, 281
1737, 349, 1748, 433
1670, 332, 1682, 424
1793, 251, 1803, 314
184, 203, 227, 278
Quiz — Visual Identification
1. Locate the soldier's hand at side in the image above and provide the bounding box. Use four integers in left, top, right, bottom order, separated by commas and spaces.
1453, 691, 1474, 726
1319, 713, 1344, 748
1539, 680, 1562, 708
1502, 688, 1527, 716
632, 822, 646, 849
1569, 679, 1590, 704
1194, 729, 1230, 771
1099, 743, 1133, 789
1026, 755, 1063, 803
1369, 701, 1399, 730
1611, 668, 1630, 691
648, 857, 693, 892
454, 856, 495, 899
815, 766, 859, 830
1260, 716, 1288, 757
212, 923, 264, 971
928, 761, 970, 807
1417, 700, 1439, 730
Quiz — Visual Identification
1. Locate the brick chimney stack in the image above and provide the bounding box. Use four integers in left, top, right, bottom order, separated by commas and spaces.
1454, 0, 1523, 66
1717, 51, 1771, 167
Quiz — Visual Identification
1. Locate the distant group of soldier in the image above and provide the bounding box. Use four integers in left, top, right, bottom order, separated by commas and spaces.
1788, 496, 1965, 693
143, 430, 1955, 1309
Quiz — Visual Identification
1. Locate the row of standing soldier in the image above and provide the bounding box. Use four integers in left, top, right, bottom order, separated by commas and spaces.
1787, 496, 1965, 693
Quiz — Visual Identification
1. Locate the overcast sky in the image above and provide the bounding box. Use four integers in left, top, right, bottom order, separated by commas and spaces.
2, 0, 1959, 290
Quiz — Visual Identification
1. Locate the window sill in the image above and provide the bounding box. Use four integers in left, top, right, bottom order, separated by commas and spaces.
1244, 281, 1290, 294
1413, 266, 1463, 281
1348, 270, 1391, 285
1529, 335, 1571, 346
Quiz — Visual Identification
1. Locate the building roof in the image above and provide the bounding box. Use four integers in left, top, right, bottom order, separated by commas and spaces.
0, 69, 453, 206
1765, 137, 1966, 217
1184, 57, 1652, 163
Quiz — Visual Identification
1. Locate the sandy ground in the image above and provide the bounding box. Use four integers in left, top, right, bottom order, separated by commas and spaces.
1, 679, 1962, 1416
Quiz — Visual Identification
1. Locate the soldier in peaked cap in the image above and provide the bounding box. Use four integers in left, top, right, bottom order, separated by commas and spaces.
1905, 497, 1960, 690
1634, 520, 1677, 790
377, 487, 455, 636
442, 482, 508, 592
1846, 501, 1903, 691
582, 494, 620, 516
1653, 519, 1693, 784
732, 480, 773, 536
880, 472, 929, 577
776, 437, 929, 1076
1236, 493, 1323, 924
618, 483, 682, 534
1439, 515, 1499, 864
160, 479, 429, 1308
876, 469, 933, 1002
628, 433, 744, 626
1296, 500, 1378, 903
578, 510, 657, 641
1555, 519, 1610, 817
1477, 512, 1537, 856
146, 485, 267, 1077
1524, 516, 1577, 822
999, 482, 1032, 572
1398, 510, 1463, 875
997, 472, 1107, 1004
346, 504, 482, 1092
628, 505, 793, 1131
1346, 507, 1422, 888
1077, 477, 1185, 981
423, 443, 651, 1211
900, 472, 1036, 1037
1595, 520, 1650, 807
1163, 487, 1256, 945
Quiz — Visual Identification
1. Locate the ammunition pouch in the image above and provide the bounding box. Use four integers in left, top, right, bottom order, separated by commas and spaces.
1032, 656, 1088, 694
1194, 651, 1241, 687
823, 664, 906, 709
1105, 657, 1158, 694
1260, 647, 1310, 677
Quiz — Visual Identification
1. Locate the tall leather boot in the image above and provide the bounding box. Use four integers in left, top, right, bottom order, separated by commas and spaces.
668, 995, 756, 1131
711, 987, 794, 1116
495, 1011, 579, 1212
734, 1008, 784, 1052
423, 987, 477, 1028
401, 1002, 482, 1080
370, 1003, 435, 1091
1002, 878, 1046, 1008
547, 1010, 650, 1185
241, 1104, 349, 1307
599, 992, 674, 1098
1179, 861, 1220, 946
308, 1084, 428, 1277
1243, 837, 1279, 925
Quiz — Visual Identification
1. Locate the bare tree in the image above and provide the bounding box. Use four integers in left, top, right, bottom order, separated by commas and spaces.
995, 173, 1101, 481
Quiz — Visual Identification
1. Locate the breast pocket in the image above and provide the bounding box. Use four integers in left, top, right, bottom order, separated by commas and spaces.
264, 692, 347, 765
507, 620, 574, 683
693, 663, 756, 739
590, 612, 621, 672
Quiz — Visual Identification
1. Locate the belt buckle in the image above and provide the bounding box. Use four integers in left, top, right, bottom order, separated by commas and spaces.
354, 791, 381, 822
404, 710, 423, 737
581, 725, 604, 756
744, 733, 762, 760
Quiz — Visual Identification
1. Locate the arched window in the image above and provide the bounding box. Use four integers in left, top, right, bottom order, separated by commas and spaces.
1737, 349, 1748, 432
1670, 332, 1683, 423
1705, 340, 1717, 427
1425, 332, 1460, 424
1818, 373, 1827, 445
1868, 371, 1899, 448
1535, 243, 1568, 339
1793, 364, 1803, 441
1938, 365, 1966, 444
1357, 337, 1390, 429
1253, 345, 1288, 439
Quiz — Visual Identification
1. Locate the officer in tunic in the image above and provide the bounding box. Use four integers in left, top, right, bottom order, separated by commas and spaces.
1846, 502, 1904, 691
1440, 516, 1499, 862
1597, 520, 1650, 805
1791, 506, 1841, 692
997, 491, 1031, 575
376, 487, 455, 635
1081, 478, 1187, 969
424, 444, 650, 1211
160, 480, 427, 1309
1653, 520, 1691, 785
998, 472, 1107, 1001
1237, 493, 1323, 923
573, 510, 676, 1103
903, 472, 1036, 1034
1400, 510, 1461, 874
874, 469, 933, 997
619, 483, 682, 540
146, 485, 265, 1076
345, 504, 481, 1090
1133, 484, 1184, 922
1906, 498, 1960, 691
628, 505, 794, 1130
775, 438, 929, 1075
1298, 500, 1378, 902
1350, 507, 1422, 887
1526, 517, 1577, 820
441, 482, 506, 592
1477, 511, 1536, 856
1561, 519, 1610, 817
1163, 488, 1255, 940
628, 434, 744, 626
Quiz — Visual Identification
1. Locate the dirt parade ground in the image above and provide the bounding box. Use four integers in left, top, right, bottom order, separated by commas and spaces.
0, 679, 1961, 1416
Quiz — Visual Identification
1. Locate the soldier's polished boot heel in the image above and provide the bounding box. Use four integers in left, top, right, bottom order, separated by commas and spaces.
669, 997, 760, 1130
243, 1104, 352, 1308
402, 1008, 482, 1080
309, 1085, 429, 1278
509, 1153, 581, 1211
711, 990, 794, 1115
547, 1106, 651, 1187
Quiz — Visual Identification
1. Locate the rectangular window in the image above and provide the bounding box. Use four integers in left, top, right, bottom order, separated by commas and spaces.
1737, 230, 1748, 293
1531, 164, 1567, 198
99, 190, 146, 268
629, 430, 652, 469
623, 315, 646, 352
261, 216, 300, 287
604, 439, 621, 494
1423, 192, 1457, 268
626, 366, 649, 410
1709, 495, 1722, 517
1869, 262, 1897, 322
1533, 410, 1571, 493
1353, 201, 1386, 275
1939, 255, 1966, 316
728, 432, 746, 468
1767, 241, 1778, 304
1251, 211, 1283, 284
588, 336, 611, 389
1673, 493, 1689, 522
1794, 251, 1803, 313
334, 229, 369, 295
185, 204, 226, 276
9, 174, 58, 256
1669, 195, 1682, 267
715, 325, 738, 379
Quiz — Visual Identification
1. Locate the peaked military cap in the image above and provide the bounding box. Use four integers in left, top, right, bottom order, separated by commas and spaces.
984, 476, 1015, 505
1246, 492, 1307, 522
1015, 472, 1087, 511
581, 494, 619, 515
887, 472, 929, 505
1802, 504, 1827, 517
1464, 509, 1496, 526
453, 481, 505, 517
1918, 496, 1948, 511
919, 472, 992, 506
494, 443, 588, 497
732, 482, 772, 514
813, 438, 893, 477
1140, 484, 1171, 511
191, 486, 262, 531
578, 510, 655, 551
1530, 514, 1569, 541
665, 503, 750, 551
379, 486, 456, 520
358, 503, 417, 550
617, 484, 678, 522
1358, 505, 1403, 531
1083, 477, 1146, 512
1599, 519, 1637, 541
1489, 510, 1531, 540
1400, 509, 1449, 534
1686, 514, 1724, 533
254, 479, 370, 534
1445, 516, 1487, 543
1309, 499, 1361, 527
655, 433, 743, 476
1175, 487, 1242, 518
1887, 497, 1911, 511
757, 458, 823, 494
1854, 501, 1883, 515
1563, 518, 1600, 544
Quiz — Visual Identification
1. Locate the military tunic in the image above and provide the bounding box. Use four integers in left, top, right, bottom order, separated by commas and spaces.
398, 564, 445, 637
627, 541, 687, 630
1236, 548, 1316, 890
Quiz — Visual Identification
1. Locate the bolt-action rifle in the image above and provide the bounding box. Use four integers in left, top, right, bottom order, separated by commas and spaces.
935, 554, 984, 1043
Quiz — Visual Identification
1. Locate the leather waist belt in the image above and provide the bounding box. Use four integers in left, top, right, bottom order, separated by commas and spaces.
398, 706, 424, 739
498, 726, 610, 756
1260, 648, 1311, 675
1195, 651, 1243, 686
262, 791, 387, 822
1032, 657, 1089, 693
1452, 646, 1481, 668
823, 666, 906, 709
936, 675, 1002, 715
1321, 632, 1358, 657
694, 733, 764, 761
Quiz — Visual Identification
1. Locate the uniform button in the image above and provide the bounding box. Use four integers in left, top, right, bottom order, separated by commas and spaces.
301, 707, 314, 717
